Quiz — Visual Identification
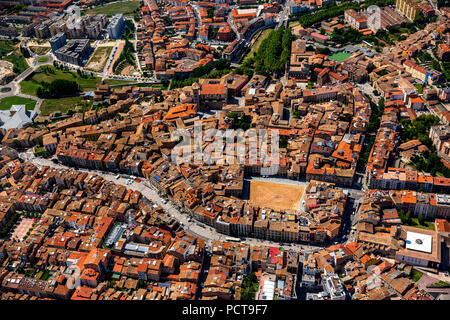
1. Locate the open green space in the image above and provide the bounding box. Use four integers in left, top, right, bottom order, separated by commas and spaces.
104, 79, 137, 86
329, 52, 351, 62
289, 20, 300, 28
399, 210, 435, 231
409, 217, 435, 231
0, 96, 36, 111
428, 280, 450, 287
400, 114, 439, 148
40, 96, 92, 116
415, 84, 423, 94
37, 57, 50, 63
227, 112, 252, 131
237, 26, 292, 76
22, 66, 136, 96
0, 212, 20, 238
3, 49, 29, 75
240, 272, 259, 300
20, 81, 42, 97
85, 1, 141, 16
400, 114, 450, 178
0, 39, 18, 57
123, 20, 136, 40
409, 150, 450, 178
331, 27, 384, 47
29, 46, 50, 56
244, 28, 274, 61
410, 269, 424, 282
21, 66, 102, 96
40, 270, 52, 281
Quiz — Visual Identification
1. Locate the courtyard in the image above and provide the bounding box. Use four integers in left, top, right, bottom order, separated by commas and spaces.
10, 217, 34, 241
248, 179, 305, 211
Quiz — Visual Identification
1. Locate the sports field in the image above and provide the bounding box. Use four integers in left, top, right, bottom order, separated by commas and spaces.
249, 180, 305, 211
329, 52, 351, 62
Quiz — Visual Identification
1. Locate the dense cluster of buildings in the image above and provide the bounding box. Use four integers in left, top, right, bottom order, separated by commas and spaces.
0, 1, 128, 41
0, 0, 449, 302
344, 6, 406, 33
134, 0, 279, 78
0, 145, 300, 300
136, 0, 219, 77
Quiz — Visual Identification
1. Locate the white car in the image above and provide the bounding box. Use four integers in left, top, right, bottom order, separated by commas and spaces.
115, 174, 120, 179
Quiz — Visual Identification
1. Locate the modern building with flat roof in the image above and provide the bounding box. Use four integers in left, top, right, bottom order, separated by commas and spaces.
395, 225, 442, 268
107, 14, 125, 39
55, 39, 92, 66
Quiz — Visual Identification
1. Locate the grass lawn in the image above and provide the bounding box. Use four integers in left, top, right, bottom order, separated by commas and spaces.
150, 83, 168, 90
409, 217, 435, 231
37, 57, 50, 63
40, 270, 51, 281
3, 50, 29, 75
428, 280, 450, 287
22, 66, 136, 95
21, 66, 104, 96
0, 40, 18, 57
415, 84, 424, 94
330, 52, 351, 62
31, 66, 101, 90
244, 28, 273, 61
29, 46, 50, 55
104, 79, 137, 86
410, 269, 423, 282
85, 1, 140, 16
20, 80, 42, 96
0, 96, 36, 111
40, 96, 92, 116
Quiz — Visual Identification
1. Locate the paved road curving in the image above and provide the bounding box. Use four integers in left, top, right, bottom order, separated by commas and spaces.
0, 51, 54, 112
23, 153, 323, 253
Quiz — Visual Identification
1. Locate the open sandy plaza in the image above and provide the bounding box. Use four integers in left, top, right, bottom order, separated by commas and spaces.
248, 179, 306, 211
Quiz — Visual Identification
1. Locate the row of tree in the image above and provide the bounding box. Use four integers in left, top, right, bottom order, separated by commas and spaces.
398, 209, 426, 226
244, 26, 292, 76
37, 79, 80, 98
298, 0, 394, 28
357, 97, 384, 171
113, 38, 135, 73
399, 114, 440, 149
410, 151, 450, 178
240, 272, 259, 300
